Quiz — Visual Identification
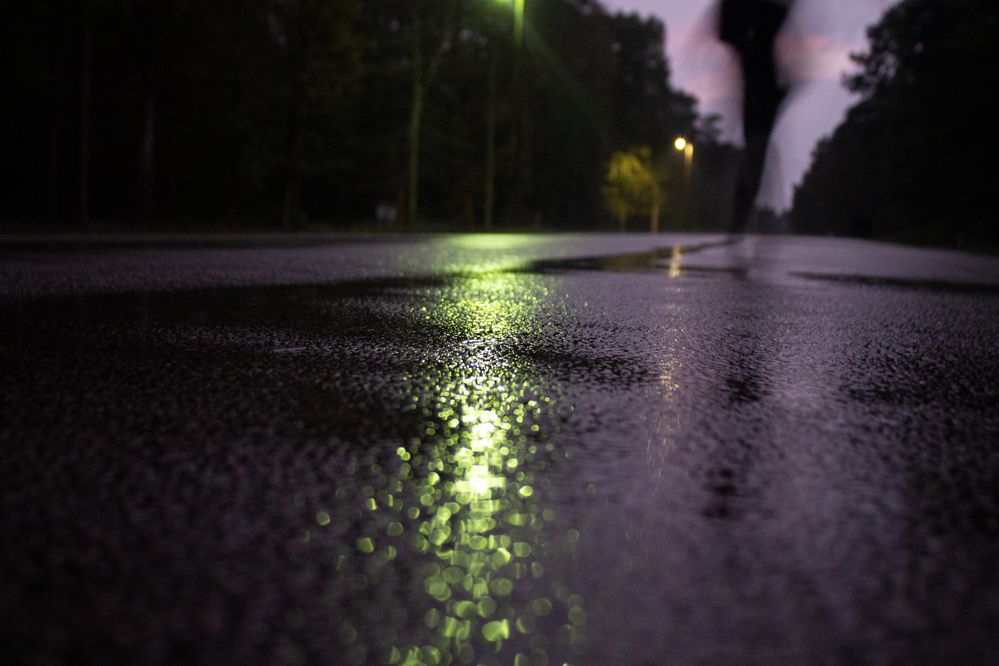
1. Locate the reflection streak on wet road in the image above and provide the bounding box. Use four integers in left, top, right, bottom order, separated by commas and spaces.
351, 269, 583, 665
1, 233, 999, 665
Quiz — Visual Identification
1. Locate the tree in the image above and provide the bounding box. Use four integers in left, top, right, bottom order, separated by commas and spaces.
398, 1, 457, 227
1, 0, 722, 232
609, 13, 695, 154
277, 0, 362, 227
78, 0, 93, 225
792, 0, 999, 246
603, 147, 663, 231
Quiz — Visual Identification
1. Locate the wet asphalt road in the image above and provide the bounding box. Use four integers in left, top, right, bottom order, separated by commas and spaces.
2, 233, 999, 665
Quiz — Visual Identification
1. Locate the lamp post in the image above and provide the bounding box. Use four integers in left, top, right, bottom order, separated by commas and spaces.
495, 0, 525, 46
496, 0, 528, 225
674, 137, 694, 227
485, 0, 525, 229
674, 136, 694, 171
513, 0, 525, 47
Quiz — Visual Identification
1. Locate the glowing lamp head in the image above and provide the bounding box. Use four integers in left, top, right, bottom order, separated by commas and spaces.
674, 137, 688, 151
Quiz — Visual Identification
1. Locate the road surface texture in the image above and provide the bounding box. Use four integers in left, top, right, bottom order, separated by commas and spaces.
2, 234, 998, 665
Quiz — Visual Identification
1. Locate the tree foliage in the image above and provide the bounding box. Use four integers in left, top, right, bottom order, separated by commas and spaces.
792, 0, 999, 246
603, 147, 663, 230
2, 0, 737, 231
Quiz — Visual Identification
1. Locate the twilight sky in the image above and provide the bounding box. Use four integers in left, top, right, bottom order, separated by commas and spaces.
601, 0, 897, 209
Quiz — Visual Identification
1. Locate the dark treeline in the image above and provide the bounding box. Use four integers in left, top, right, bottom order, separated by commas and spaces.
3, 0, 739, 231
791, 0, 999, 247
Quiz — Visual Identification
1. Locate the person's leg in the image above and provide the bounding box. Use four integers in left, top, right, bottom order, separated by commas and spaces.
721, 0, 792, 232
732, 129, 773, 233
731, 61, 785, 232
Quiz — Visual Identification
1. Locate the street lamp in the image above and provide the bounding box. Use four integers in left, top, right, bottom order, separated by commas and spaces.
674, 136, 694, 227
495, 0, 525, 47
674, 136, 693, 168
495, 0, 528, 225
674, 136, 693, 162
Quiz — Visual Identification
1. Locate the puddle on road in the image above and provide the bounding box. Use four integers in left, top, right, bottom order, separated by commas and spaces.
524, 241, 999, 296
524, 238, 740, 278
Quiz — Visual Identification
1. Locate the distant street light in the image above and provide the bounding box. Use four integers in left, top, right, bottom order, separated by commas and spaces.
674, 137, 694, 227
675, 136, 693, 168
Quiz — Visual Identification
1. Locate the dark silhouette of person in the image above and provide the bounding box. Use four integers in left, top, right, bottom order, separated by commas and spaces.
718, 0, 794, 232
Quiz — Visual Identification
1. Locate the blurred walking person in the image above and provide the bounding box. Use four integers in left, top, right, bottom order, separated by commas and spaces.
718, 0, 794, 232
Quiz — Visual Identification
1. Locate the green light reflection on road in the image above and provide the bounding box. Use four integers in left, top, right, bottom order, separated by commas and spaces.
438, 235, 547, 276
357, 265, 584, 665
447, 234, 539, 253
